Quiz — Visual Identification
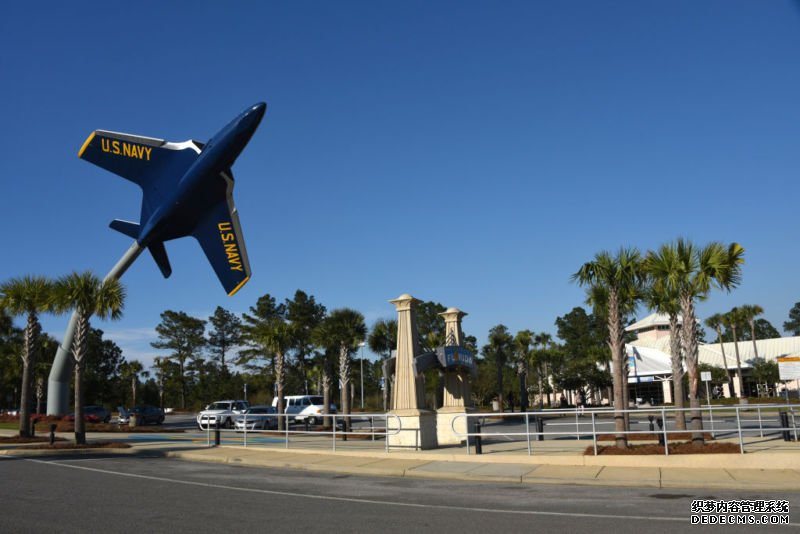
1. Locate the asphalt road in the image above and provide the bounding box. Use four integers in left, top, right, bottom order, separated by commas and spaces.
1, 455, 798, 533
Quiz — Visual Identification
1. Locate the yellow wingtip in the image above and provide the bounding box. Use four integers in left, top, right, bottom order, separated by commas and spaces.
78, 131, 96, 158
227, 276, 250, 296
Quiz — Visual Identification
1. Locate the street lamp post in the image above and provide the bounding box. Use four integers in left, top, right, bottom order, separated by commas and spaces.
359, 342, 366, 409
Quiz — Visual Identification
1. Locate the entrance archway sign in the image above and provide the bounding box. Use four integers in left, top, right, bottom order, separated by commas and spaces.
437, 307, 476, 445
47, 103, 267, 415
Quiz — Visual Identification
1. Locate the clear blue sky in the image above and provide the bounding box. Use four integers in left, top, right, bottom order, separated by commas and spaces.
1, 1, 799, 369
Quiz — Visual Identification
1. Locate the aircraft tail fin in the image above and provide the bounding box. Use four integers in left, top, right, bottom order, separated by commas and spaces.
110, 219, 141, 240
148, 242, 172, 279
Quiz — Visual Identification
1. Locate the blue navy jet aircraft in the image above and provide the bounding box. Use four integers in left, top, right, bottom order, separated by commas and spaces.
77, 102, 266, 295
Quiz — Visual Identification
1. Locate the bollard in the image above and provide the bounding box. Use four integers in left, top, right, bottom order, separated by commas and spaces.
648, 415, 655, 432
214, 420, 221, 446
779, 412, 792, 442
536, 416, 544, 441
656, 417, 664, 446
49, 423, 56, 446
474, 420, 483, 454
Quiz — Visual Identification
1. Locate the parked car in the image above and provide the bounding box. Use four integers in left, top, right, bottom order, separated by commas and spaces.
197, 400, 249, 430
64, 412, 102, 423
234, 405, 277, 431
272, 395, 337, 425
118, 405, 165, 425
84, 405, 111, 423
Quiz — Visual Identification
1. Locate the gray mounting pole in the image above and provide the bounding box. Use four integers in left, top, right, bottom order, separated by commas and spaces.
46, 241, 144, 415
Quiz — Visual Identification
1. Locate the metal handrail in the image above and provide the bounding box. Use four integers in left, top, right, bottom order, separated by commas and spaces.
450, 403, 798, 456
206, 412, 402, 453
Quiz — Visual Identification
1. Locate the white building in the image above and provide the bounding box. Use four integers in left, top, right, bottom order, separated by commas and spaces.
622, 313, 800, 403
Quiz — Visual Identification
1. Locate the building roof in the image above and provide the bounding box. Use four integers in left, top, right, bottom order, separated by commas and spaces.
627, 335, 800, 372
625, 313, 681, 333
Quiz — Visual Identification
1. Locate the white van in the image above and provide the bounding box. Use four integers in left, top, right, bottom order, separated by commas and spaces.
272, 395, 336, 424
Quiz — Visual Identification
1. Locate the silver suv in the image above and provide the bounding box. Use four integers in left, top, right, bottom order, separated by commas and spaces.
197, 400, 249, 429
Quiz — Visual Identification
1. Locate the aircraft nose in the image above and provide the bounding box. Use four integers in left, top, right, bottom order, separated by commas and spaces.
243, 102, 266, 130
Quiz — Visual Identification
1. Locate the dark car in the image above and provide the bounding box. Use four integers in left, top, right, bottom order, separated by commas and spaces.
64, 412, 102, 423
84, 405, 111, 423
119, 405, 165, 426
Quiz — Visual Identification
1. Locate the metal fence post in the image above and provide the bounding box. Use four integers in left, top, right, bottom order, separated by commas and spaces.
661, 407, 668, 456
757, 405, 763, 438
735, 406, 744, 454
465, 414, 471, 456
243, 414, 247, 448
333, 415, 337, 452
709, 404, 715, 439
591, 412, 597, 456
526, 413, 531, 456
792, 407, 798, 442
285, 415, 289, 449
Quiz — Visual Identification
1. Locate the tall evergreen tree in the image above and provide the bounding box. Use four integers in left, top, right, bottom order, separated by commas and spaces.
784, 302, 800, 336
207, 306, 243, 374
286, 290, 326, 394
151, 310, 206, 410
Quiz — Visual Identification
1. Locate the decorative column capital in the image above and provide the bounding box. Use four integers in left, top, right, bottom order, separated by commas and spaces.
389, 293, 420, 312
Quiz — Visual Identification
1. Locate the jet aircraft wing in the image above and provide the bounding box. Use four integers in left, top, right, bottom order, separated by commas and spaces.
78, 130, 201, 223
192, 179, 251, 296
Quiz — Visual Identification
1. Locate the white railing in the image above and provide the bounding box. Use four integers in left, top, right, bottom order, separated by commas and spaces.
451, 403, 799, 456
204, 412, 402, 453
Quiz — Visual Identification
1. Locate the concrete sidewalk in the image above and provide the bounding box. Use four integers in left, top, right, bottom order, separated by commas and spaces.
2, 429, 799, 491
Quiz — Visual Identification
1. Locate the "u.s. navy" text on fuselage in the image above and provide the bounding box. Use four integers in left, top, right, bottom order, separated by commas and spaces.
218, 222, 243, 271
101, 139, 152, 161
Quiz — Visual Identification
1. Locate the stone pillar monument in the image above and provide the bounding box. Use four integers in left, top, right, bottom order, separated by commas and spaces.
437, 307, 474, 445
387, 293, 437, 450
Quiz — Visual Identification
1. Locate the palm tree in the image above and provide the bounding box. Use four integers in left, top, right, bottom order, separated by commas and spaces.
642, 261, 686, 430
254, 316, 293, 430
368, 318, 397, 411
704, 313, 732, 391
739, 304, 764, 360
513, 330, 534, 412
533, 332, 553, 408
53, 272, 125, 445
0, 276, 55, 437
722, 307, 746, 399
647, 240, 744, 444
573, 248, 644, 448
318, 309, 366, 432
483, 325, 513, 410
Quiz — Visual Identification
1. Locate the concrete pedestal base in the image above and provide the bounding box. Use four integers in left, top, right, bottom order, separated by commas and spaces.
387, 410, 438, 450
436, 407, 473, 446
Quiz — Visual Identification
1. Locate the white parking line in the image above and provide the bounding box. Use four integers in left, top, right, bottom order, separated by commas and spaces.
21, 458, 693, 523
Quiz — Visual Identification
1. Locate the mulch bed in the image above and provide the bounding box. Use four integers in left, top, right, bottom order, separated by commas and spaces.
597, 432, 714, 441
19, 441, 132, 450
0, 435, 67, 443
588, 441, 741, 455
40, 423, 184, 433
